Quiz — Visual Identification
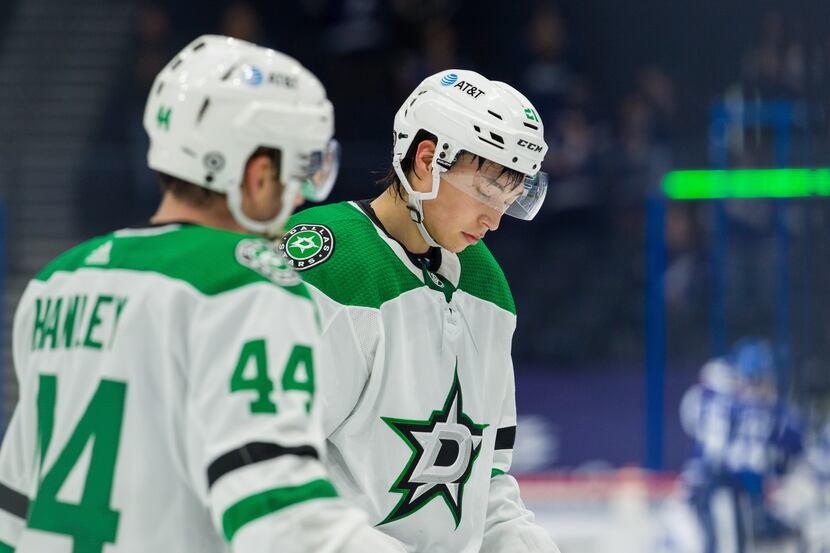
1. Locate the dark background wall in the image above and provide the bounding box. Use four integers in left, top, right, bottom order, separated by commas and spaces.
5, 0, 830, 469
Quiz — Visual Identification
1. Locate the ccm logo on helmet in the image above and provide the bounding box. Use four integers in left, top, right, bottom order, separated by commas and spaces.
452, 80, 485, 99
517, 138, 544, 152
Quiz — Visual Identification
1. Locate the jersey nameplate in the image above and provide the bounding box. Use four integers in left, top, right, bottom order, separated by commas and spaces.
31, 294, 129, 352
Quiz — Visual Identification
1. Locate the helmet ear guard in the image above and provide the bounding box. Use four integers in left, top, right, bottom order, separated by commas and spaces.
391, 149, 438, 247
392, 136, 463, 247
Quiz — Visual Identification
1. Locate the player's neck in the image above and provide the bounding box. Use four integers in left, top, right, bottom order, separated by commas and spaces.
151, 193, 247, 234
371, 188, 430, 254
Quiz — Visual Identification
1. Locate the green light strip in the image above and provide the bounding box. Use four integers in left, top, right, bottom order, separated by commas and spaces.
662, 169, 830, 199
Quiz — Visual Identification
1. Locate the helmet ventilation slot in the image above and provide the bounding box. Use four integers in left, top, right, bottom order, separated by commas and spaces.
196, 98, 210, 124
477, 136, 505, 150
220, 64, 237, 81
471, 124, 505, 149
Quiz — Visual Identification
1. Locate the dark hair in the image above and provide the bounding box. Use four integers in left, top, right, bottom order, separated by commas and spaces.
376, 130, 525, 199
157, 147, 280, 207
157, 173, 223, 206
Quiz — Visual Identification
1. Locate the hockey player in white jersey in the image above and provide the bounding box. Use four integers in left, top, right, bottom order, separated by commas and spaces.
280, 70, 560, 552
0, 35, 404, 553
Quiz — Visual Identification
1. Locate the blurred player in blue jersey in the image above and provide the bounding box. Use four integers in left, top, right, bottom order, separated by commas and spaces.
680, 356, 740, 553
680, 338, 803, 553
726, 338, 802, 549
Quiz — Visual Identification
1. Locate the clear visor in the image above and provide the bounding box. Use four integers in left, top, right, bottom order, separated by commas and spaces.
299, 139, 340, 202
439, 156, 548, 221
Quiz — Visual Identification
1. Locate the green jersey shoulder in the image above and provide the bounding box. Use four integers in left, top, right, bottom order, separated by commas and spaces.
456, 237, 515, 315
283, 202, 515, 314
282, 202, 420, 309
36, 224, 310, 301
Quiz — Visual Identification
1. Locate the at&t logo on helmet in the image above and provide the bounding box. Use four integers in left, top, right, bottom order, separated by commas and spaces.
440, 72, 486, 99
440, 73, 458, 86
452, 79, 485, 99
241, 64, 264, 86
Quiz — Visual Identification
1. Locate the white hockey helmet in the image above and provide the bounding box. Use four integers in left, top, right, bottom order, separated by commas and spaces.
700, 358, 737, 393
144, 35, 339, 236
392, 69, 549, 247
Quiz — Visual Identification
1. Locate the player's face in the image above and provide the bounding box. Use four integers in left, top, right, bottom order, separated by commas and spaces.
422, 156, 515, 253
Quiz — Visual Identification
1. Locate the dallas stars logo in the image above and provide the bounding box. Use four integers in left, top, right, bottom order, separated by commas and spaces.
235, 239, 301, 287
290, 235, 318, 254
380, 364, 486, 527
279, 224, 334, 271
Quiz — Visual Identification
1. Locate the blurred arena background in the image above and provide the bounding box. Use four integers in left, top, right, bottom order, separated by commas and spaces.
2, 0, 830, 551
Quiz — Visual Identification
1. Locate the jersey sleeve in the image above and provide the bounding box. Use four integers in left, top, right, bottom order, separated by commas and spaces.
481, 361, 561, 553
0, 407, 34, 550
0, 287, 39, 550
185, 282, 390, 553
310, 292, 374, 437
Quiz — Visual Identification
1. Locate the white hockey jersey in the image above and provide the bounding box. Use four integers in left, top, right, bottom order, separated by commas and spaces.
0, 223, 378, 553
281, 201, 559, 553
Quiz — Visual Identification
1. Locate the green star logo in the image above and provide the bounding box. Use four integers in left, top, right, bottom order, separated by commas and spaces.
523, 107, 539, 123
287, 232, 320, 259
279, 224, 334, 271
380, 363, 487, 527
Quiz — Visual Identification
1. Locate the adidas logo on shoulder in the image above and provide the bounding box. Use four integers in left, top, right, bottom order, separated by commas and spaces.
85, 240, 113, 266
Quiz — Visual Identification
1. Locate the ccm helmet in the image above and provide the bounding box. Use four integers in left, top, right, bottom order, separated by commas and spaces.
392, 69, 549, 246
144, 35, 339, 236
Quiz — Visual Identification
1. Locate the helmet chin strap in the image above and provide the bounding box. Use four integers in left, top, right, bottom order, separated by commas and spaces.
393, 155, 444, 249
408, 199, 441, 248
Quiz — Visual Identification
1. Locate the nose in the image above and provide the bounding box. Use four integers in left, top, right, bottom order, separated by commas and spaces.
480, 206, 502, 232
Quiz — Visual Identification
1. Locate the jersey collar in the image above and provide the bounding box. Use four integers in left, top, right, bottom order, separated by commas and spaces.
349, 200, 462, 289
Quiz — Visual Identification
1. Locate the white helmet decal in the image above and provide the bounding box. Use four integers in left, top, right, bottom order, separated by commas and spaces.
143, 35, 338, 236
391, 69, 549, 246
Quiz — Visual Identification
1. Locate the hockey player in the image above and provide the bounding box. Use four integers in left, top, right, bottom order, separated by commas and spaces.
726, 339, 802, 549
681, 339, 802, 553
679, 357, 740, 553
280, 70, 560, 552
0, 36, 404, 553
680, 358, 738, 467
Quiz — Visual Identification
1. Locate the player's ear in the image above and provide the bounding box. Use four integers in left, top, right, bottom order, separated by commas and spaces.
410, 140, 436, 192
243, 153, 271, 194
